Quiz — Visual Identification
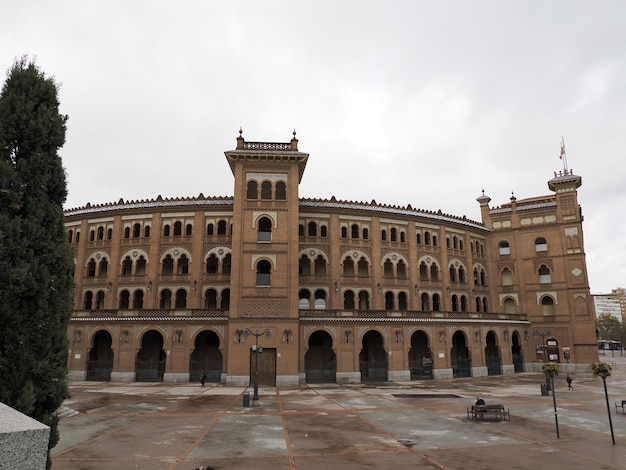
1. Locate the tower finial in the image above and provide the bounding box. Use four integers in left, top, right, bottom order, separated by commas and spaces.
239, 127, 243, 137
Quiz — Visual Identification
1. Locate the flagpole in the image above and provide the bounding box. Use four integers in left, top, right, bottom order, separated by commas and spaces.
560, 136, 568, 172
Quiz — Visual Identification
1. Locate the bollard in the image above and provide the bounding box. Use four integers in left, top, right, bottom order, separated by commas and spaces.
243, 391, 250, 407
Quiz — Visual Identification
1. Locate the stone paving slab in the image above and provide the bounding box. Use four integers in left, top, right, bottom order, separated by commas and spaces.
52, 356, 626, 469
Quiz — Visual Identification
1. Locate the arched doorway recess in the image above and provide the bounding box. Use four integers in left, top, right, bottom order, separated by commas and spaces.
485, 331, 502, 375
512, 331, 524, 372
408, 330, 433, 379
86, 330, 113, 381
304, 330, 337, 383
359, 330, 388, 382
135, 330, 166, 382
189, 330, 223, 382
451, 331, 471, 378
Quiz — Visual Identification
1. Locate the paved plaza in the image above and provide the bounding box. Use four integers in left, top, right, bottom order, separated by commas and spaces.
52, 354, 626, 470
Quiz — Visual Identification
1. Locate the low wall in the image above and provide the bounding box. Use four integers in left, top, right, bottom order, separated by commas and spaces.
0, 402, 50, 470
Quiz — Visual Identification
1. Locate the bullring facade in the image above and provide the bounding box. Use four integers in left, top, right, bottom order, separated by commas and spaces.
65, 131, 598, 386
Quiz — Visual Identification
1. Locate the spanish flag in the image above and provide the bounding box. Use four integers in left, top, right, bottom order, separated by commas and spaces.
559, 139, 565, 160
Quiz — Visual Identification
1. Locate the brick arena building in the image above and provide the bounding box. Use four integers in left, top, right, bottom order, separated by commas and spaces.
64, 131, 598, 386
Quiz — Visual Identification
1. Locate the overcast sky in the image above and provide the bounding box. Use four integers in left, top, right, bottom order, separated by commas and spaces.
2, 1, 625, 294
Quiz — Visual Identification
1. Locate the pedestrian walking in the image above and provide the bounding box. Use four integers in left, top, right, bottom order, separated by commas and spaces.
566, 374, 573, 390
200, 372, 206, 388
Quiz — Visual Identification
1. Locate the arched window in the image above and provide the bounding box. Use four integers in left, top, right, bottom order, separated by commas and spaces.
135, 256, 146, 275
314, 289, 327, 309
162, 255, 174, 275
160, 289, 172, 309
538, 264, 551, 284
299, 289, 311, 309
206, 223, 214, 236
453, 236, 458, 249
343, 258, 355, 277
275, 181, 286, 200
177, 254, 189, 275
383, 259, 394, 278
84, 291, 93, 310
247, 180, 258, 199
185, 224, 192, 236
98, 258, 108, 277
67, 229, 73, 244
398, 292, 408, 310
321, 226, 328, 237
341, 226, 348, 238
458, 266, 466, 283
132, 290, 144, 309
308, 222, 317, 236
119, 290, 130, 309
175, 288, 187, 309
449, 266, 457, 282
358, 290, 369, 310
475, 296, 482, 312
144, 226, 150, 238
257, 217, 272, 242
299, 224, 304, 237
314, 255, 327, 276
206, 254, 218, 274
541, 296, 555, 316
390, 228, 397, 242
419, 262, 428, 281
421, 293, 430, 311
424, 232, 430, 245
501, 268, 513, 286
430, 263, 439, 281
97, 226, 105, 240
381, 229, 387, 241
299, 255, 311, 275
205, 289, 217, 308
89, 230, 95, 242
173, 221, 182, 236
357, 257, 369, 277
95, 291, 105, 309
343, 290, 355, 310
133, 223, 141, 238
397, 260, 407, 279
483, 297, 488, 312
256, 260, 271, 286
261, 181, 272, 199
385, 291, 394, 310
432, 293, 441, 311
461, 295, 468, 312
432, 235, 438, 246
416, 233, 422, 245
451, 294, 458, 312
503, 298, 516, 313
499, 240, 510, 255
87, 259, 96, 277
163, 224, 170, 237
220, 289, 231, 309
123, 227, 130, 239
223, 254, 231, 274
400, 231, 406, 243
217, 220, 227, 235
351, 224, 359, 239
121, 256, 132, 276
535, 237, 548, 252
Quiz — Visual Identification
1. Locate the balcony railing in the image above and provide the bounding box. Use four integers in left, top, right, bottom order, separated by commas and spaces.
298, 309, 527, 322
71, 308, 229, 321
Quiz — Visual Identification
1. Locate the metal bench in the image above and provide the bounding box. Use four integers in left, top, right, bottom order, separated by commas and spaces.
467, 404, 510, 421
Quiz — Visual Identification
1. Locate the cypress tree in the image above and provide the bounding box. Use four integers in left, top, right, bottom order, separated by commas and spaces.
0, 57, 74, 468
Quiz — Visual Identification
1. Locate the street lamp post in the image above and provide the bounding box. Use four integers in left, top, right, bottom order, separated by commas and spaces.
542, 361, 560, 439
593, 362, 615, 445
244, 328, 271, 404
534, 329, 552, 391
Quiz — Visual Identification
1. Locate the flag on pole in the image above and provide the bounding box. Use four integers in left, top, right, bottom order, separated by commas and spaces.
560, 139, 565, 160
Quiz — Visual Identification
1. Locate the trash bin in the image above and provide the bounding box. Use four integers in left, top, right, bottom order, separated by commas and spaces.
243, 391, 250, 407
540, 384, 548, 396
